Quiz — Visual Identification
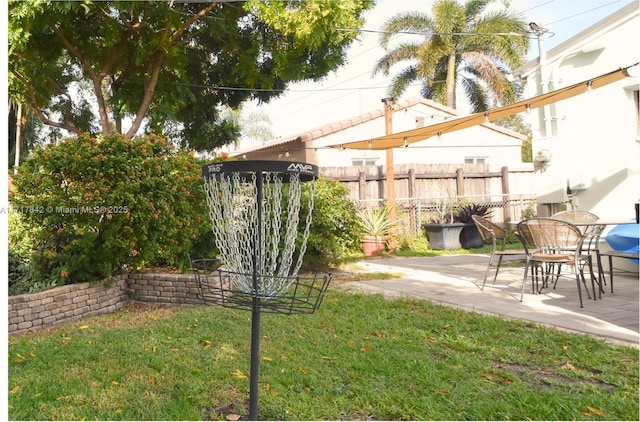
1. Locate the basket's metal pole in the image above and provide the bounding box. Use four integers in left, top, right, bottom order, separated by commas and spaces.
248, 172, 263, 421
249, 297, 261, 420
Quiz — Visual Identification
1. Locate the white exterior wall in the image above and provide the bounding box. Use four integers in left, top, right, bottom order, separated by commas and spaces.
525, 3, 640, 220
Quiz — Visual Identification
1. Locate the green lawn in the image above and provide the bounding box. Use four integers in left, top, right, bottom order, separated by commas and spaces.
8, 290, 638, 421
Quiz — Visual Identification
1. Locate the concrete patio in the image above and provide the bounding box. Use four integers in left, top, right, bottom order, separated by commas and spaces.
339, 254, 639, 347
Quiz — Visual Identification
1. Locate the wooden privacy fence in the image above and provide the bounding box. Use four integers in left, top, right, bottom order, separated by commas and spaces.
320, 163, 534, 201
320, 163, 536, 236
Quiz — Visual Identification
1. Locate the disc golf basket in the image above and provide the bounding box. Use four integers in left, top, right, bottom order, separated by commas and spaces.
192, 160, 332, 420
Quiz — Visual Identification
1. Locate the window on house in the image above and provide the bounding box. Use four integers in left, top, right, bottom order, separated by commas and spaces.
634, 90, 639, 136
464, 157, 486, 164
548, 81, 559, 137
352, 158, 378, 166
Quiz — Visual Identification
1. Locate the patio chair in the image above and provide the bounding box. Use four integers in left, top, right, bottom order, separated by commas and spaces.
552, 210, 605, 292
516, 218, 599, 308
512, 220, 545, 293
471, 215, 529, 290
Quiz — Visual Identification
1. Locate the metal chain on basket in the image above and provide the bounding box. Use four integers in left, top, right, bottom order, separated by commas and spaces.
292, 175, 315, 277
203, 169, 316, 297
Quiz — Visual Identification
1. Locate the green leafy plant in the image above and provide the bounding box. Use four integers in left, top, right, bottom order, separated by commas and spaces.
455, 203, 493, 224
358, 206, 397, 237
8, 211, 37, 295
10, 133, 214, 285
299, 177, 362, 264
523, 203, 537, 219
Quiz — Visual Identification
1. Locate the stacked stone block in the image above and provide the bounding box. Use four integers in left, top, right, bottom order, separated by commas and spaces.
8, 273, 204, 335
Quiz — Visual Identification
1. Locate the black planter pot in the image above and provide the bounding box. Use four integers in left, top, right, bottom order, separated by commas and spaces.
459, 223, 484, 249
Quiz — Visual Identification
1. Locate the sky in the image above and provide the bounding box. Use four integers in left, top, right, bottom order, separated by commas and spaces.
248, 0, 635, 143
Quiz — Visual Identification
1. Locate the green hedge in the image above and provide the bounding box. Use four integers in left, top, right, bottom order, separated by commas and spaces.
10, 133, 214, 285
301, 176, 362, 263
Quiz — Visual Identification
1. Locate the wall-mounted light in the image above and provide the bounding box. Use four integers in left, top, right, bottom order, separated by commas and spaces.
533, 149, 551, 171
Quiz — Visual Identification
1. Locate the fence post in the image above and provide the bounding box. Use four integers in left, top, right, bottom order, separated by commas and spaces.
377, 165, 385, 200
501, 166, 512, 222
456, 168, 464, 196
358, 171, 366, 200
408, 168, 416, 234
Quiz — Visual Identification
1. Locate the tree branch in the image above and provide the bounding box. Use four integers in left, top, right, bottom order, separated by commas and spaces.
11, 70, 81, 135
169, 1, 220, 43
50, 23, 113, 134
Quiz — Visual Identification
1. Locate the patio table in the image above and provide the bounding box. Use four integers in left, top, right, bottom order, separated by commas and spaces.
566, 219, 639, 293
510, 218, 638, 295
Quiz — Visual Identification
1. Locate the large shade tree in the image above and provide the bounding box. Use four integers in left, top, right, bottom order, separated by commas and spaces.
9, 0, 373, 150
373, 0, 529, 112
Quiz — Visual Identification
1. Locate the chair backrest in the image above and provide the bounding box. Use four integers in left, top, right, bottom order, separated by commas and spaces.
514, 220, 535, 254
472, 215, 506, 242
552, 210, 600, 237
516, 218, 582, 250
552, 210, 599, 222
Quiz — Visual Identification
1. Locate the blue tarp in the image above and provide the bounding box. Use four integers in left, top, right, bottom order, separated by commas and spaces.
605, 221, 640, 264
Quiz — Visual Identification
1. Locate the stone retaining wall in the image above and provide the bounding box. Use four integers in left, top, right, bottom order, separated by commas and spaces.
8, 273, 202, 335
126, 273, 202, 306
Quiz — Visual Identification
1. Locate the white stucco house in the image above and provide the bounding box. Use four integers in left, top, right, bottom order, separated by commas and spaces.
229, 96, 529, 173
514, 0, 640, 220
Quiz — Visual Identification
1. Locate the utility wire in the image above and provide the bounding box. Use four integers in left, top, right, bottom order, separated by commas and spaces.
263, 32, 406, 113
547, 0, 623, 26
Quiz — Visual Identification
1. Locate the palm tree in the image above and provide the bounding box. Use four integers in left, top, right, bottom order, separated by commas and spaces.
9, 97, 43, 171
220, 104, 275, 150
241, 107, 275, 146
373, 0, 529, 112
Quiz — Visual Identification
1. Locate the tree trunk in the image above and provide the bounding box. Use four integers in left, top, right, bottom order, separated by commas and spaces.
446, 53, 456, 108
125, 51, 164, 138
14, 103, 22, 174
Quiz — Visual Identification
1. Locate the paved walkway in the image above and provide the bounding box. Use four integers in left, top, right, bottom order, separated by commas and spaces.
338, 254, 639, 347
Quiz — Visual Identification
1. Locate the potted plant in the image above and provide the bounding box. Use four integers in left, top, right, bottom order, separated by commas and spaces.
455, 203, 493, 249
421, 195, 466, 250
358, 206, 396, 256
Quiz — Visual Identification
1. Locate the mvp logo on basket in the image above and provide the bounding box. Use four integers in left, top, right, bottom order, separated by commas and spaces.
287, 163, 314, 174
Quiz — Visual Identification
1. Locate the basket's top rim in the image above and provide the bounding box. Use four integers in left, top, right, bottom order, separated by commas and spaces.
202, 160, 318, 181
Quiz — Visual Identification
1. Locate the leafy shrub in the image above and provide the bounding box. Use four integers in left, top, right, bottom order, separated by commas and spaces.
455, 203, 492, 223
299, 176, 362, 264
523, 204, 537, 219
8, 211, 38, 295
10, 133, 214, 285
8, 209, 33, 258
